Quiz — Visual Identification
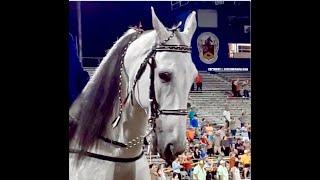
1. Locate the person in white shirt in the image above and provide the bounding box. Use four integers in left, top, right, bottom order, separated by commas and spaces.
238, 111, 246, 127
223, 106, 231, 121
242, 80, 250, 97
230, 161, 241, 180
217, 160, 229, 180
240, 124, 250, 142
193, 160, 206, 180
223, 106, 231, 128
213, 132, 222, 156
172, 157, 182, 179
156, 164, 167, 180
217, 126, 225, 140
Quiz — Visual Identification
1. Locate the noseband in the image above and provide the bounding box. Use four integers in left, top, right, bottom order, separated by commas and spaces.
70, 26, 192, 162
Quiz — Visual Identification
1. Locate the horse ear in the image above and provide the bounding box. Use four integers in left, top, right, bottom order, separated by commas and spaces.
183, 11, 197, 39
151, 6, 169, 41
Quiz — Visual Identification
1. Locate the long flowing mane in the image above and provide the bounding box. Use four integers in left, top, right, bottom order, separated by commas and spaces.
69, 29, 138, 162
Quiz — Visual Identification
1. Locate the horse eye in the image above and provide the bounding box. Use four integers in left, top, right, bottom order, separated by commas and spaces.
158, 72, 171, 82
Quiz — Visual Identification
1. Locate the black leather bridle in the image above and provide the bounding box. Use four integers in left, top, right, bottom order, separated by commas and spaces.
70, 26, 192, 163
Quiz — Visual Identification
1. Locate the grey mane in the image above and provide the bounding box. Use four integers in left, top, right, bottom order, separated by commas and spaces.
69, 29, 139, 163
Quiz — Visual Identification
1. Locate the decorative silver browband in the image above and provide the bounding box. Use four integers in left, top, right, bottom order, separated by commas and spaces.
155, 45, 192, 53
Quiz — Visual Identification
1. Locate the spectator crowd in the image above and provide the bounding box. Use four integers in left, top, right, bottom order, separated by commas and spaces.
149, 104, 251, 180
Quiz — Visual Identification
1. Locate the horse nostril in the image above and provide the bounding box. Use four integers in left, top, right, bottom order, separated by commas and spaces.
169, 144, 175, 155
158, 72, 171, 82
164, 143, 175, 157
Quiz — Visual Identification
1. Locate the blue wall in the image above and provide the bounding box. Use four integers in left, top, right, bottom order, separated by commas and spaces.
69, 33, 89, 107
175, 2, 250, 71
69, 1, 175, 58
69, 1, 250, 71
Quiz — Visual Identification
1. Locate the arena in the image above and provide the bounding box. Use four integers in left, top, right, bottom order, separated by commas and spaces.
69, 1, 251, 180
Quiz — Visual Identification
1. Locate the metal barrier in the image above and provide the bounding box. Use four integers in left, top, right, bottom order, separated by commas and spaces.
82, 57, 103, 67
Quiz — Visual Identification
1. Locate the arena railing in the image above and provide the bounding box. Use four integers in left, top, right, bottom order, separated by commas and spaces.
81, 57, 103, 67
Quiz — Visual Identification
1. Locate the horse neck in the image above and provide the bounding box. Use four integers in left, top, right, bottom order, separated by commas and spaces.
93, 32, 155, 157
93, 71, 149, 158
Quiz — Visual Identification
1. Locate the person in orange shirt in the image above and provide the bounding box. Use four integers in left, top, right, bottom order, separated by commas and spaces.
195, 73, 203, 91
186, 127, 195, 144
183, 152, 193, 177
229, 152, 237, 170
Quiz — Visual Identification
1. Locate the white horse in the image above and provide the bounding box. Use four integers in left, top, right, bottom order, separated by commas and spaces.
69, 7, 198, 180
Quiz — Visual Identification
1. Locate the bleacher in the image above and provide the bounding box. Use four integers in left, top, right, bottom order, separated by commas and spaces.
218, 72, 250, 82
83, 67, 96, 77
190, 71, 251, 126
218, 72, 251, 91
